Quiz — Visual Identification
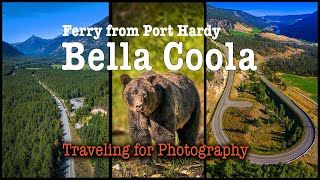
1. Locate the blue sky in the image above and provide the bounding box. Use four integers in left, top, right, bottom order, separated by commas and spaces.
2, 2, 109, 43
207, 2, 318, 17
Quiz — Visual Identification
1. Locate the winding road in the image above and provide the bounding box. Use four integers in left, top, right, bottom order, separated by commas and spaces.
38, 80, 75, 177
211, 42, 316, 165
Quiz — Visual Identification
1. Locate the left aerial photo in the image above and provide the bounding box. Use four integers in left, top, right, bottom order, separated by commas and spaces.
2, 2, 110, 178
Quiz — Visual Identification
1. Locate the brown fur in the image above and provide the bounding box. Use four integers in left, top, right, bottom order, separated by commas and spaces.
120, 71, 200, 164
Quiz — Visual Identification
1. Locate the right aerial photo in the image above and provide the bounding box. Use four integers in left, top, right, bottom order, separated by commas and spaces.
205, 2, 318, 178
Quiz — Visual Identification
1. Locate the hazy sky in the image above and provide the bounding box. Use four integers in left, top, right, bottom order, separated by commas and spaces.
2, 2, 109, 43
207, 2, 318, 16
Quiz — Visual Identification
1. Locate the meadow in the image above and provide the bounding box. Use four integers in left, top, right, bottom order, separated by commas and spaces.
229, 27, 261, 37
278, 73, 318, 102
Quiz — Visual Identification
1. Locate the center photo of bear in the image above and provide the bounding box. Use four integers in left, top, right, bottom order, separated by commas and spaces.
111, 3, 205, 178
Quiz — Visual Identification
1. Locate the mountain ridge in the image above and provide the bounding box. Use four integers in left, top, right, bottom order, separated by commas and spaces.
2, 41, 24, 58
206, 5, 270, 30
281, 11, 318, 42
13, 16, 109, 57
206, 5, 317, 42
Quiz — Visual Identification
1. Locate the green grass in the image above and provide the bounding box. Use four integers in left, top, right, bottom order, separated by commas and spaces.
26, 67, 42, 70
229, 27, 261, 37
51, 64, 91, 70
229, 30, 252, 37
222, 107, 289, 155
279, 73, 318, 102
51, 64, 62, 69
252, 27, 262, 34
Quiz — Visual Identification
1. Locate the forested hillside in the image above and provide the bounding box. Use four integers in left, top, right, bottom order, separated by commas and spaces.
217, 33, 287, 58
78, 113, 109, 177
35, 67, 110, 177
2, 41, 24, 57
206, 5, 269, 29
36, 69, 109, 109
281, 11, 318, 42
207, 160, 317, 178
265, 46, 318, 76
2, 69, 64, 177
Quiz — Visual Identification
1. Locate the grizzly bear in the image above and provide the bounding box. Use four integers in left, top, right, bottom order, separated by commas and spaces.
120, 71, 200, 163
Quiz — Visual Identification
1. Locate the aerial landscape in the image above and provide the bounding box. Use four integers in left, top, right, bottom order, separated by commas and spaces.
2, 3, 109, 178
206, 2, 318, 178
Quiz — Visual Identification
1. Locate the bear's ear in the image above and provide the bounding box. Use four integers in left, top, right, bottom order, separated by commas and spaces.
120, 74, 131, 86
147, 75, 158, 85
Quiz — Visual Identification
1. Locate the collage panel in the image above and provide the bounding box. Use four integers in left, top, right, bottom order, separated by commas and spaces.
2, 2, 110, 178
111, 2, 205, 178
205, 2, 318, 178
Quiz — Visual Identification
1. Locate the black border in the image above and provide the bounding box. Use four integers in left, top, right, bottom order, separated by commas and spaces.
1, 1, 319, 179
108, 2, 113, 177
203, 1, 207, 179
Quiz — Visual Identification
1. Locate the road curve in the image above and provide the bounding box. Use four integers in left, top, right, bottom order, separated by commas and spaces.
38, 80, 75, 177
211, 42, 316, 165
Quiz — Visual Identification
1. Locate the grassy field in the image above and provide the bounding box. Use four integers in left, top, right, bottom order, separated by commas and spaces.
278, 73, 318, 102
223, 106, 291, 155
229, 28, 261, 37
26, 67, 43, 70
70, 125, 94, 177
51, 64, 91, 70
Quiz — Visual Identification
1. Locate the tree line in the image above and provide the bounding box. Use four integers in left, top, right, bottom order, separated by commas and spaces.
207, 159, 317, 178
238, 70, 304, 151
217, 33, 287, 59
78, 113, 109, 177
36, 69, 109, 109
265, 46, 318, 76
2, 69, 64, 177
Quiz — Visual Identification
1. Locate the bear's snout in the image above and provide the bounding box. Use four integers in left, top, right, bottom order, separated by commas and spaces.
135, 103, 143, 111
133, 96, 145, 112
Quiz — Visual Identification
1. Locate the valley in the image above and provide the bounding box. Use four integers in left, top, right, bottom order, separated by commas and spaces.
206, 3, 318, 178
2, 55, 110, 177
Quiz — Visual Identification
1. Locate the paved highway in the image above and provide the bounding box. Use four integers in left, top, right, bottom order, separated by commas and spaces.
211, 42, 316, 165
38, 80, 75, 177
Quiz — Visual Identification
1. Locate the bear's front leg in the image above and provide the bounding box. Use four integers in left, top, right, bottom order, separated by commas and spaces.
149, 106, 176, 145
128, 110, 154, 165
149, 120, 175, 145
149, 111, 176, 163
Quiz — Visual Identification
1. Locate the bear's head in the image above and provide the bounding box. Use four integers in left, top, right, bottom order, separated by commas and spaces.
120, 74, 161, 116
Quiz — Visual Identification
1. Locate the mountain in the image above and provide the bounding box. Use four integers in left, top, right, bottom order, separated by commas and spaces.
262, 14, 311, 26
13, 16, 109, 57
14, 35, 50, 55
206, 5, 317, 42
281, 11, 318, 42
206, 5, 269, 29
2, 41, 24, 57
